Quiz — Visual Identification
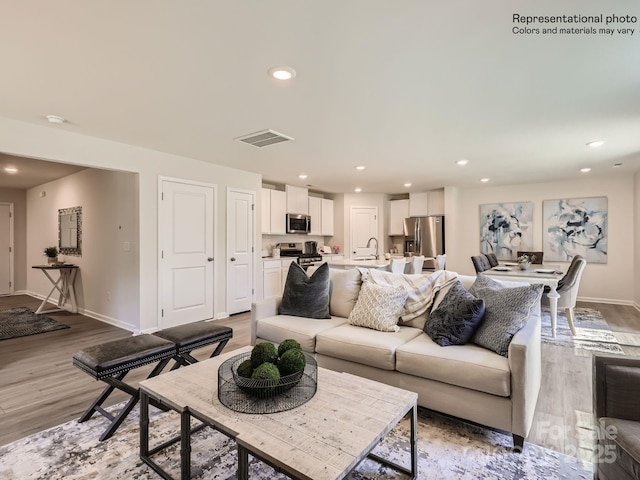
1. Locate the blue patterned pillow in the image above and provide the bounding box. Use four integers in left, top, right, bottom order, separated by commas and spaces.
469, 275, 543, 357
279, 262, 331, 319
424, 281, 486, 346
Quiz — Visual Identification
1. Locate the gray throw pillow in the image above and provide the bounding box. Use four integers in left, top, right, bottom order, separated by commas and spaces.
424, 281, 486, 346
279, 262, 331, 319
469, 275, 543, 357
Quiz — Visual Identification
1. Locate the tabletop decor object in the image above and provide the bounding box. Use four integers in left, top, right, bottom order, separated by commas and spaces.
517, 253, 535, 270
43, 246, 59, 264
218, 340, 317, 414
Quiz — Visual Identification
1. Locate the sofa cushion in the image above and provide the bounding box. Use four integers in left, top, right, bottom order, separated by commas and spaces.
396, 334, 511, 397
279, 262, 331, 319
598, 417, 640, 480
469, 275, 543, 357
424, 280, 486, 346
316, 324, 422, 370
255, 314, 348, 353
307, 266, 363, 318
348, 281, 408, 332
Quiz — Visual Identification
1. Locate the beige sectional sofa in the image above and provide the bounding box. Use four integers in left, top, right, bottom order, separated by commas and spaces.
251, 268, 542, 451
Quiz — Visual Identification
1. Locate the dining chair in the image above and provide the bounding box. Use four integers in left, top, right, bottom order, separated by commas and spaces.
517, 251, 544, 264
541, 255, 587, 335
409, 255, 425, 274
484, 253, 499, 268
389, 258, 406, 274
471, 255, 491, 273
435, 254, 446, 271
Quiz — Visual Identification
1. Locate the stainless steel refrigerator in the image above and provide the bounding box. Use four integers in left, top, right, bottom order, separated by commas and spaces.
403, 216, 445, 270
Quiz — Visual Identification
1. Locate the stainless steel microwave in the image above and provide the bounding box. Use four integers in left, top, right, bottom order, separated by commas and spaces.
286, 213, 311, 234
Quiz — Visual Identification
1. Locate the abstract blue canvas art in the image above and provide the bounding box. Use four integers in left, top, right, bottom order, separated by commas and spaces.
479, 202, 533, 260
543, 197, 608, 263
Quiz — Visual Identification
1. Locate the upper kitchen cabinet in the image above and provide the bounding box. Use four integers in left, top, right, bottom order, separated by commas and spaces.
286, 185, 308, 214
321, 198, 334, 236
389, 199, 409, 235
408, 190, 445, 217
308, 196, 334, 236
261, 188, 286, 235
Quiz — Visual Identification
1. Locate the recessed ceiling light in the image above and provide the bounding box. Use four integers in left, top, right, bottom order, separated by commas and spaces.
580, 168, 592, 173
46, 115, 66, 124
354, 187, 362, 193
268, 66, 296, 80
4, 167, 18, 174
586, 140, 605, 148
455, 159, 469, 166
298, 174, 308, 179
355, 165, 366, 171
480, 178, 490, 183
613, 163, 623, 168
404, 183, 412, 188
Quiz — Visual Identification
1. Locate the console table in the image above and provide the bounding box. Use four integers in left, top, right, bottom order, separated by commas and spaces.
31, 264, 79, 314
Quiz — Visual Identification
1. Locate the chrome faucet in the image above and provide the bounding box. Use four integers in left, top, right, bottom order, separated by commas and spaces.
366, 237, 379, 259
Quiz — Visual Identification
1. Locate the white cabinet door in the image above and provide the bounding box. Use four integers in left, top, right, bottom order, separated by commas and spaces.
261, 188, 271, 234
428, 190, 445, 216
262, 260, 281, 300
286, 185, 308, 214
321, 198, 334, 236
389, 199, 409, 235
409, 192, 429, 217
281, 258, 296, 291
270, 190, 287, 235
308, 196, 322, 235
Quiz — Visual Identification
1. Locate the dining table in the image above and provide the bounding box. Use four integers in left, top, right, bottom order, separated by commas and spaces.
483, 263, 565, 338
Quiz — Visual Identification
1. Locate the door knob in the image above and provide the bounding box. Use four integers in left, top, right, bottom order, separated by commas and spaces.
207, 257, 214, 262
230, 257, 236, 262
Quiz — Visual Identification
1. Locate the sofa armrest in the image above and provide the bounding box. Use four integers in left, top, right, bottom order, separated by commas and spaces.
508, 313, 542, 439
594, 355, 640, 422
251, 296, 282, 345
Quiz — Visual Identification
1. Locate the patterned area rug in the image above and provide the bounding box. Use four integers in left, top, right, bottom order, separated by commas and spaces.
0, 403, 591, 479
540, 307, 624, 355
0, 307, 70, 341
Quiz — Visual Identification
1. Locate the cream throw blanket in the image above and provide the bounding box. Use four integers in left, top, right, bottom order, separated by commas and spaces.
359, 268, 459, 325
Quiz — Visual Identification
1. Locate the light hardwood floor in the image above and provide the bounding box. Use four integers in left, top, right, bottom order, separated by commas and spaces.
1, 294, 639, 466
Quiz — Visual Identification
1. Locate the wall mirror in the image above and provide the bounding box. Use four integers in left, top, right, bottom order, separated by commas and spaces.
59, 206, 82, 256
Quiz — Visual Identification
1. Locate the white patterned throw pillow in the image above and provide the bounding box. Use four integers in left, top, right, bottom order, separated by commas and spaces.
348, 281, 409, 332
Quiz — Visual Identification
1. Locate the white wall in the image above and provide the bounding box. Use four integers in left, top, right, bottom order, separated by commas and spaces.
0, 188, 27, 292
0, 116, 261, 333
27, 168, 140, 330
446, 173, 635, 304
635, 171, 640, 309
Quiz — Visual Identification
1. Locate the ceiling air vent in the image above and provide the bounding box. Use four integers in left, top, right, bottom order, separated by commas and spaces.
234, 129, 294, 148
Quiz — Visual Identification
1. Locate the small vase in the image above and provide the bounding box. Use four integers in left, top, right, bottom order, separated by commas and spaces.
519, 263, 530, 271
47, 257, 58, 264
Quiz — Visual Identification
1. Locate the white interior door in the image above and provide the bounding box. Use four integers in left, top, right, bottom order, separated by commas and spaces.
350, 206, 378, 258
0, 203, 12, 295
227, 189, 254, 315
160, 180, 214, 327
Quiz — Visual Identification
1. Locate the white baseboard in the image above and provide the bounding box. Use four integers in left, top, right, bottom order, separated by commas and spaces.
216, 311, 229, 320
24, 290, 137, 333
577, 296, 637, 306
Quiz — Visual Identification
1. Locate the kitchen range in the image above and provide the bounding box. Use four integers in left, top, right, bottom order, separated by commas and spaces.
276, 242, 323, 269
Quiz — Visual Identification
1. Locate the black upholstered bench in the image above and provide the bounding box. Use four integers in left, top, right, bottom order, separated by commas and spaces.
73, 322, 233, 441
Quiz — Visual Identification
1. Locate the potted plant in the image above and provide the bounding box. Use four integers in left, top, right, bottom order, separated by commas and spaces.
43, 246, 59, 264
517, 253, 536, 270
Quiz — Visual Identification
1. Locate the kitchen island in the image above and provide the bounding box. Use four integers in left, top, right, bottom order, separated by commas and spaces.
326, 258, 402, 270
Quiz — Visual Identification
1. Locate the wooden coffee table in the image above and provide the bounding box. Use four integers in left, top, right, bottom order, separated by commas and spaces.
139, 346, 418, 480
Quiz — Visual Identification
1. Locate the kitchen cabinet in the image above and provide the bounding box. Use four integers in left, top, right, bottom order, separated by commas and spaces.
388, 199, 409, 235
428, 189, 445, 216
261, 188, 286, 235
308, 196, 322, 235
262, 260, 282, 299
281, 258, 296, 291
286, 185, 308, 214
321, 198, 334, 236
409, 192, 429, 217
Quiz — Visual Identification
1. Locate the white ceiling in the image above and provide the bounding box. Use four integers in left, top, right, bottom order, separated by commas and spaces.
0, 153, 85, 189
1, 1, 639, 194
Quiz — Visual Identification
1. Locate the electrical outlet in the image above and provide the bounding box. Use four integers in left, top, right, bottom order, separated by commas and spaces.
106, 291, 112, 302
123, 241, 130, 252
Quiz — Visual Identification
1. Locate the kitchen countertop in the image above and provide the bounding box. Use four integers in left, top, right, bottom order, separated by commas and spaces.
326, 258, 404, 269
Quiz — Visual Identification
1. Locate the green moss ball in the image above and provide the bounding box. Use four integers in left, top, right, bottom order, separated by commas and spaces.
277, 338, 302, 358
251, 342, 278, 368
251, 362, 281, 381
236, 359, 253, 378
278, 348, 306, 376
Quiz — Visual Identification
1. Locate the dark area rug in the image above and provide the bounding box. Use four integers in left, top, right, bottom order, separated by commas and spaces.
0, 307, 70, 341
540, 307, 624, 355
